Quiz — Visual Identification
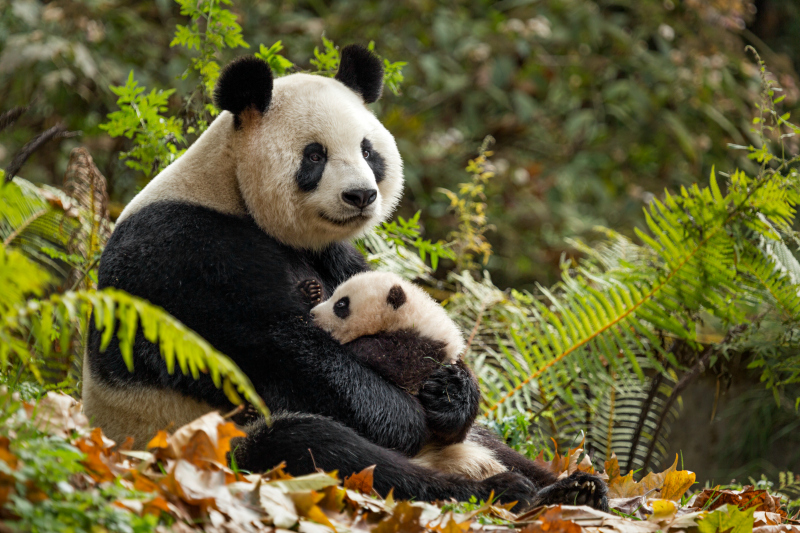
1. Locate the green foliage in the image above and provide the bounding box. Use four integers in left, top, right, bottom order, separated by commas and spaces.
371, 211, 454, 272
255, 41, 294, 77
171, 0, 249, 96
0, 178, 268, 418
99, 72, 186, 179
0, 392, 161, 532
309, 38, 408, 96
439, 138, 496, 271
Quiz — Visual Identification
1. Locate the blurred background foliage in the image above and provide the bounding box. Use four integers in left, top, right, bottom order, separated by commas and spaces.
2, 0, 800, 491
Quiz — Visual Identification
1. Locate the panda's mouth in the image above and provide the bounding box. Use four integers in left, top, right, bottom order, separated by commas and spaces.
319, 211, 370, 226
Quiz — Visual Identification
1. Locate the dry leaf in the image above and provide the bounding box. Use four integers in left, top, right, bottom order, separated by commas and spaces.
660, 469, 696, 501
374, 500, 424, 533
519, 506, 582, 533
344, 465, 375, 494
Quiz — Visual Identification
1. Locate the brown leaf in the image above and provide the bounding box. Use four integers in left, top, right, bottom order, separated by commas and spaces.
374, 500, 424, 533
180, 430, 219, 469
74, 427, 117, 482
142, 496, 171, 517
519, 506, 583, 533
692, 486, 787, 517
604, 453, 621, 483
344, 465, 375, 494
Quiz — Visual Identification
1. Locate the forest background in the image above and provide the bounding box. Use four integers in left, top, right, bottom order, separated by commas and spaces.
2, 0, 800, 515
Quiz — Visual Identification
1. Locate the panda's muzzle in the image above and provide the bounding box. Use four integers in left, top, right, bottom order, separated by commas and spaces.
341, 189, 377, 209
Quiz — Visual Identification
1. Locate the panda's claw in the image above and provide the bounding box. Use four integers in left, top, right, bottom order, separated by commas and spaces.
299, 278, 324, 306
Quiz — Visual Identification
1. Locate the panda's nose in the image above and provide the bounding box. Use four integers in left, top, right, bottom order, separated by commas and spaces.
342, 189, 377, 209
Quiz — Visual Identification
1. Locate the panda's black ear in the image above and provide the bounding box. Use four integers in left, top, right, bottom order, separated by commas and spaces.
387, 284, 406, 310
335, 45, 384, 104
214, 56, 273, 126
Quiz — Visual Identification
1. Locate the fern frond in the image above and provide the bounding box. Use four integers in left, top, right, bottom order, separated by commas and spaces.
485, 166, 800, 415
1, 178, 80, 277
0, 286, 269, 421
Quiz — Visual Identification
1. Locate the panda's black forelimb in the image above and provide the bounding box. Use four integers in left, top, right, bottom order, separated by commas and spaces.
235, 412, 539, 510
416, 361, 480, 445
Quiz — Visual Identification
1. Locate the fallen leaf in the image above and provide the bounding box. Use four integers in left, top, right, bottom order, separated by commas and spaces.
519, 506, 582, 533
374, 500, 424, 533
260, 482, 299, 528
698, 504, 755, 533
270, 472, 340, 493
660, 469, 696, 501
147, 430, 169, 451
693, 486, 785, 516
650, 499, 677, 520
344, 465, 375, 494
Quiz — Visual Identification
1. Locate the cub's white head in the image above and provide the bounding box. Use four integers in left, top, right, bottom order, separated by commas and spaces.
215, 46, 404, 249
310, 272, 465, 364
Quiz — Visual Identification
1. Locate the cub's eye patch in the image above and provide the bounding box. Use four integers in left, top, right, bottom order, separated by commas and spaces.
297, 142, 327, 192
334, 296, 351, 319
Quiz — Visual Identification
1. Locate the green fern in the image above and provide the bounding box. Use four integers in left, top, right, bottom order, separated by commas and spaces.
0, 178, 268, 420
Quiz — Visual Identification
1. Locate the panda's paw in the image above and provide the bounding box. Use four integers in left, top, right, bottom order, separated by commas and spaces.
299, 279, 324, 306
230, 403, 263, 426
479, 471, 537, 511
532, 471, 608, 512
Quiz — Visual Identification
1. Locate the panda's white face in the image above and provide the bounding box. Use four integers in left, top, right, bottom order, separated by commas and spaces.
235, 73, 403, 250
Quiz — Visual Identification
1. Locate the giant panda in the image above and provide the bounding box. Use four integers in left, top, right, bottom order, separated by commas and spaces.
82, 45, 607, 510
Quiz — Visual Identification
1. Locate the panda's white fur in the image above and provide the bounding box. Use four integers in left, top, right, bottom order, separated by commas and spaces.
119, 73, 404, 250
311, 271, 465, 362
310, 271, 506, 481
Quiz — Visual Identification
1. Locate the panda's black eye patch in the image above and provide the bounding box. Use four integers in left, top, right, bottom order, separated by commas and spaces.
333, 296, 351, 319
361, 138, 386, 183
297, 143, 327, 192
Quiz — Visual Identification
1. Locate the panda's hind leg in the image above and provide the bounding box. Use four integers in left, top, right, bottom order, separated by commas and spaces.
469, 426, 608, 511
234, 412, 539, 510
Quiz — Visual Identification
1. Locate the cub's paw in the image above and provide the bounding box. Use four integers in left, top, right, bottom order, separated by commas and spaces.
299, 279, 324, 306
480, 471, 538, 511
230, 403, 263, 426
533, 472, 608, 511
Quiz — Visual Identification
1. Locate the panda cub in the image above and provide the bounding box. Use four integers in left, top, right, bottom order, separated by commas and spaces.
308, 271, 464, 393
307, 271, 508, 481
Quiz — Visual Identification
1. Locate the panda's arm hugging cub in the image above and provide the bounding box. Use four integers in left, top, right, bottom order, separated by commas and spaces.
83, 45, 606, 510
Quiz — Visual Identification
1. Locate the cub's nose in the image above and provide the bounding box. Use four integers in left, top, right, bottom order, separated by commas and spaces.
342, 189, 377, 209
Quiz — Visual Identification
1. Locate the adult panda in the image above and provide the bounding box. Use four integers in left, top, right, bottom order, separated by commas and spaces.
83, 46, 606, 510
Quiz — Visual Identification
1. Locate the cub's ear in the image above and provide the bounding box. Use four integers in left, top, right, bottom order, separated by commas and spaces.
387, 284, 406, 310
335, 44, 384, 104
214, 56, 273, 128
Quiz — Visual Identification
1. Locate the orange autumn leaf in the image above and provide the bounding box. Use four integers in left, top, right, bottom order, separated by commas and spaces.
693, 486, 786, 516
131, 471, 160, 493
344, 465, 375, 493
147, 430, 169, 451
603, 453, 620, 483
520, 506, 582, 533
180, 430, 219, 468
142, 496, 171, 517
433, 516, 471, 533
214, 421, 246, 465
75, 427, 116, 482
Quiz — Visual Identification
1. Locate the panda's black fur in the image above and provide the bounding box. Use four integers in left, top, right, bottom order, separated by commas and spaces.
85, 45, 608, 511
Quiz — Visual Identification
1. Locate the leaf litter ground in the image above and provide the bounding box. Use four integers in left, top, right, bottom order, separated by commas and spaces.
2, 391, 798, 533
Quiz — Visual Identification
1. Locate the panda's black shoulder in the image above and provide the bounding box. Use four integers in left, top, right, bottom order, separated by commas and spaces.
99, 201, 291, 295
